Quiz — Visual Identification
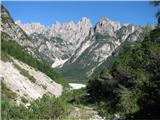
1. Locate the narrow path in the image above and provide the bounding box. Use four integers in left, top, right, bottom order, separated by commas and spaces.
68, 106, 106, 120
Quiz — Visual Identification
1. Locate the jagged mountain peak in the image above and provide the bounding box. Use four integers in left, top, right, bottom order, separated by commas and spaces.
16, 17, 93, 36
95, 16, 121, 36
50, 17, 92, 30
98, 16, 121, 26
81, 17, 90, 21
98, 16, 110, 22
79, 17, 92, 26
15, 20, 47, 35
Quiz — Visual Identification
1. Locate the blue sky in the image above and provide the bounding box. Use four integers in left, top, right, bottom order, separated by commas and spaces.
2, 1, 157, 26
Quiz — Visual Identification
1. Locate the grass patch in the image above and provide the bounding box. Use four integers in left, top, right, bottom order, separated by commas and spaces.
1, 80, 17, 102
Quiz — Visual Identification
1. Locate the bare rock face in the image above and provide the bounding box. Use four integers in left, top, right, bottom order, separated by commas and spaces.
95, 17, 121, 36
116, 24, 143, 42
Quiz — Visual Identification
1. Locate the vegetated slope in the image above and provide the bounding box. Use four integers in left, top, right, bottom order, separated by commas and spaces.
86, 27, 160, 119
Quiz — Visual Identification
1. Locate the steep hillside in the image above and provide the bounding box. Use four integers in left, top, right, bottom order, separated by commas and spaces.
1, 31, 64, 103
1, 56, 62, 104
1, 32, 66, 83
1, 5, 66, 104
86, 27, 160, 119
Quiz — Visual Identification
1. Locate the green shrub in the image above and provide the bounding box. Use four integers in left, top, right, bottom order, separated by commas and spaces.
1, 95, 72, 119
21, 96, 28, 103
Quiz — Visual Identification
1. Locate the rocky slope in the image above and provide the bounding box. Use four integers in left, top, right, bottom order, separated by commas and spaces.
1, 57, 62, 106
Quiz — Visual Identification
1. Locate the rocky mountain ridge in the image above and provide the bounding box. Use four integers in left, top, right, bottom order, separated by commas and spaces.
59, 17, 143, 80
15, 18, 92, 66
1, 4, 144, 80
